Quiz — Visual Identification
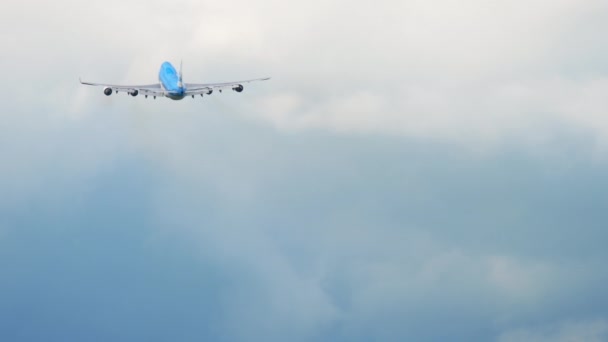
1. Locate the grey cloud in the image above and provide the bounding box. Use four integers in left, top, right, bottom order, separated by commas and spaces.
136, 118, 608, 339
498, 319, 608, 342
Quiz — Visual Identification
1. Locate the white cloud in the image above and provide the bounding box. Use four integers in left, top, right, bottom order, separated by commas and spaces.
2, 0, 608, 150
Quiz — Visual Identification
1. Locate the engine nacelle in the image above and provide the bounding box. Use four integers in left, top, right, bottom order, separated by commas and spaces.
130, 90, 139, 97
103, 87, 113, 96
206, 89, 213, 95
232, 84, 244, 92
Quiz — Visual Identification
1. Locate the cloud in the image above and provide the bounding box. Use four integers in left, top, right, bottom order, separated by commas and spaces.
4, 0, 608, 151
2, 0, 608, 341
137, 122, 608, 339
498, 319, 608, 342
247, 0, 607, 149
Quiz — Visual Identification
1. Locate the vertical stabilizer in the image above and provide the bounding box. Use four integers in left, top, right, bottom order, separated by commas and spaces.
178, 60, 183, 88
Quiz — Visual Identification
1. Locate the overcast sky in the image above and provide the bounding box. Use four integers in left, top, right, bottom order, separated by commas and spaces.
2, 0, 608, 341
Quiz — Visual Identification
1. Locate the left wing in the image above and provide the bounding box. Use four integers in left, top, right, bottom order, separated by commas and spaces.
79, 78, 165, 96
184, 77, 271, 95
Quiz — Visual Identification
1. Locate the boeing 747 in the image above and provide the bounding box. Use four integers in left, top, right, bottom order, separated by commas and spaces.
80, 61, 270, 100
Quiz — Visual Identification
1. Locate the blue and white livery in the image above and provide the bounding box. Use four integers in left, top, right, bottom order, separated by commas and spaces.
80, 61, 270, 100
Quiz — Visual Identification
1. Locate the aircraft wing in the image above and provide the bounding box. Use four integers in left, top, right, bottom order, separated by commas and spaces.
184, 77, 271, 95
79, 78, 163, 95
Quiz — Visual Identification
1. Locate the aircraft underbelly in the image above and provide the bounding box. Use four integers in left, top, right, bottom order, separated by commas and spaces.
166, 94, 185, 100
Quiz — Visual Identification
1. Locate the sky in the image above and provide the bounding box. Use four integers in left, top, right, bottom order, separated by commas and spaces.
2, 0, 608, 340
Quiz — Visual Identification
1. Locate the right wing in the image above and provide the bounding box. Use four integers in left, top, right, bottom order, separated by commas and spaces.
184, 77, 271, 95
79, 78, 165, 95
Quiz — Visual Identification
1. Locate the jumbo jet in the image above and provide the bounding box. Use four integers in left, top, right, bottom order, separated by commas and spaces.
80, 61, 270, 100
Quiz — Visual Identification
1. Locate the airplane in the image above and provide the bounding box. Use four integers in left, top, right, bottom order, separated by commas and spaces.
80, 61, 270, 100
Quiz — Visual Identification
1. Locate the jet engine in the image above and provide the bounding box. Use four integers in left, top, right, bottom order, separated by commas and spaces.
130, 90, 139, 97
103, 87, 113, 96
232, 84, 244, 92
206, 89, 213, 95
